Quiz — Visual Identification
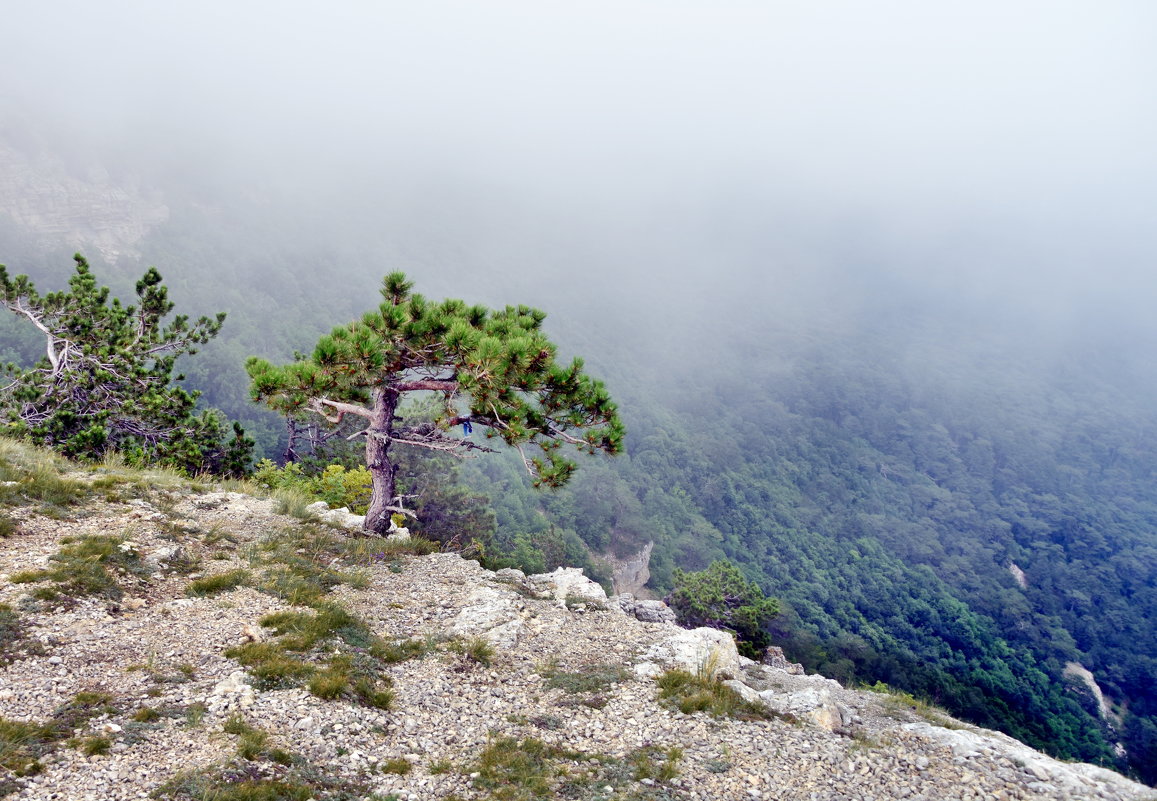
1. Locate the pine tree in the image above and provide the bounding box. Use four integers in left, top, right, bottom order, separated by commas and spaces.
246, 272, 624, 533
666, 560, 780, 659
0, 254, 252, 474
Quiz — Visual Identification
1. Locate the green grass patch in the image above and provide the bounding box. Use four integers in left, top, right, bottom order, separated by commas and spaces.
541, 662, 630, 695
259, 604, 361, 652
154, 753, 372, 800
132, 707, 160, 723
379, 757, 412, 775
67, 735, 111, 756
8, 534, 149, 605
0, 439, 91, 513
222, 715, 296, 764
222, 642, 316, 690
473, 736, 562, 800
224, 607, 394, 707
216, 525, 438, 708
628, 745, 682, 783
448, 636, 495, 667
428, 758, 453, 775
656, 669, 777, 721
371, 636, 433, 664
185, 569, 251, 597
0, 691, 119, 786
467, 736, 682, 801
154, 774, 316, 801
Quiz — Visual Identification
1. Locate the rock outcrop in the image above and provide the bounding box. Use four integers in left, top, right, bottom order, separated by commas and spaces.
0, 143, 169, 264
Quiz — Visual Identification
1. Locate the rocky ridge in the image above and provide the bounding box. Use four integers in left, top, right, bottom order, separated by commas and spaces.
0, 482, 1152, 801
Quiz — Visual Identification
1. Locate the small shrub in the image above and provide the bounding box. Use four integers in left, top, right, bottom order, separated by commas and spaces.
0, 718, 55, 776
307, 668, 350, 700
656, 669, 775, 721
352, 677, 394, 710
629, 745, 682, 782
372, 637, 431, 664
665, 559, 779, 659
0, 690, 118, 780
259, 604, 359, 652
529, 714, 563, 731
6, 571, 45, 585
183, 703, 207, 728
70, 736, 111, 756
473, 736, 555, 799
450, 636, 494, 667
254, 459, 373, 515
155, 775, 315, 801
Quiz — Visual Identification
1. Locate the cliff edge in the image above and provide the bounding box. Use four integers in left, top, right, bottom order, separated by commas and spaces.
0, 452, 1151, 800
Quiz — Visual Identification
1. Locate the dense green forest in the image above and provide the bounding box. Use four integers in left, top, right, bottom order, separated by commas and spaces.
2, 171, 1157, 783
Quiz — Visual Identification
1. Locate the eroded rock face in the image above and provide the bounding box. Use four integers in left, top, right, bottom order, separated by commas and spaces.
608, 540, 654, 596
0, 143, 169, 264
761, 645, 805, 675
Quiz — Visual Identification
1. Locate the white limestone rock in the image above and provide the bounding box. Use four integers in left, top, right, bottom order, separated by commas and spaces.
305, 501, 365, 530
207, 670, 256, 714
903, 722, 1145, 799
448, 586, 526, 647
759, 686, 849, 731
527, 566, 608, 605
722, 679, 761, 704
641, 627, 741, 680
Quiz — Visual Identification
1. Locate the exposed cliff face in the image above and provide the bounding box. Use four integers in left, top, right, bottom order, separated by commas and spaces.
1009, 561, 1028, 589
0, 143, 168, 264
608, 540, 654, 597
1065, 661, 1121, 727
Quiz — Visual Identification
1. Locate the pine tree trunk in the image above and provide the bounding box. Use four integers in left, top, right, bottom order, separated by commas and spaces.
363, 386, 399, 534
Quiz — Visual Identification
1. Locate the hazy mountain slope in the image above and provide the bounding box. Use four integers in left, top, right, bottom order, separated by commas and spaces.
2, 121, 1157, 782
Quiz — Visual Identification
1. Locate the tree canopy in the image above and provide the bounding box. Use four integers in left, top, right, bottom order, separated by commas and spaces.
246, 271, 624, 533
0, 255, 251, 474
666, 560, 780, 659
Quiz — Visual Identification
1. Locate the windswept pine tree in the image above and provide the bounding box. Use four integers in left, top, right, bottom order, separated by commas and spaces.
246, 272, 624, 534
0, 254, 252, 474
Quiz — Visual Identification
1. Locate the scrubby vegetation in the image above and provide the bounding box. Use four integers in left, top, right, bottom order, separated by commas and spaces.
656, 669, 775, 722
9, 534, 149, 604
0, 691, 118, 790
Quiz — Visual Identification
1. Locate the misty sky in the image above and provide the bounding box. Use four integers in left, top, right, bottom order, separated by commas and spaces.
2, 1, 1156, 336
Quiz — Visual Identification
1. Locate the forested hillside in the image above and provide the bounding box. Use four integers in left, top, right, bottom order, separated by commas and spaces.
3, 97, 1157, 783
